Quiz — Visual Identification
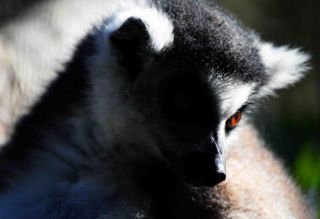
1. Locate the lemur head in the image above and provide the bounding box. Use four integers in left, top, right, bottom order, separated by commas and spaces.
88, 2, 309, 187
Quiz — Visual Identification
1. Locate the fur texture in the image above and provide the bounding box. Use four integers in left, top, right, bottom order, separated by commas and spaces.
0, 0, 312, 218
257, 42, 310, 97
192, 123, 312, 219
0, 0, 125, 145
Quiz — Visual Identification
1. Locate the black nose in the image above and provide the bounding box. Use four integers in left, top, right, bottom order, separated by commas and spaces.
161, 133, 226, 187
179, 152, 226, 187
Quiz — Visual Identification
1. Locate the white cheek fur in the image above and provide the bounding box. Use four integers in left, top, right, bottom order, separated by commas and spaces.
218, 83, 255, 117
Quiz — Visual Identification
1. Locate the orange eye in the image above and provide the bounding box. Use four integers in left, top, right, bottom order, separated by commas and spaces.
226, 111, 242, 129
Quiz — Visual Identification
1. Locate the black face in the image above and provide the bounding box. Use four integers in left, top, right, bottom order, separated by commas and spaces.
126, 52, 225, 187
157, 72, 215, 128
109, 16, 255, 187
110, 17, 227, 187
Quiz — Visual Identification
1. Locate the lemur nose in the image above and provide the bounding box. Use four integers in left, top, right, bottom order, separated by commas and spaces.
181, 151, 226, 187
214, 170, 226, 184
161, 133, 226, 187
182, 134, 226, 187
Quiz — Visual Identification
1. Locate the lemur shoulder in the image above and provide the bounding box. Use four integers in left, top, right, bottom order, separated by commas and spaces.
0, 0, 313, 218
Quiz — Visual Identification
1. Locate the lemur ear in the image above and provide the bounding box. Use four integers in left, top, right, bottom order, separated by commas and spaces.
257, 42, 310, 97
110, 17, 150, 78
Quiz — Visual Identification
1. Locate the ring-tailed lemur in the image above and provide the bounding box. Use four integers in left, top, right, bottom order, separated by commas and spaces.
0, 0, 312, 218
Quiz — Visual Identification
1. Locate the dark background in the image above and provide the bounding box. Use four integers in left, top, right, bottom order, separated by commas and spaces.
220, 0, 320, 217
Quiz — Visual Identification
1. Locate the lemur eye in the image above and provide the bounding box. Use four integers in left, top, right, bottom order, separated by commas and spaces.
226, 111, 242, 129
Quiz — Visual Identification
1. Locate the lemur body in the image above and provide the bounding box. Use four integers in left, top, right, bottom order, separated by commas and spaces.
0, 0, 312, 218
0, 0, 121, 145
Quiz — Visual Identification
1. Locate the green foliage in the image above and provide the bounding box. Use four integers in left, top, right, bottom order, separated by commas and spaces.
294, 144, 320, 218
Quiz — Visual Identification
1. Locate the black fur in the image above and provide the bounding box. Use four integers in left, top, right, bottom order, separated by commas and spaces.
154, 0, 266, 83
0, 1, 268, 218
110, 17, 152, 80
0, 32, 94, 192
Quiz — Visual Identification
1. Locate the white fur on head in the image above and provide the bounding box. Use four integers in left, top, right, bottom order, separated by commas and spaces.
217, 82, 255, 117
87, 2, 175, 153
106, 2, 174, 52
258, 42, 310, 97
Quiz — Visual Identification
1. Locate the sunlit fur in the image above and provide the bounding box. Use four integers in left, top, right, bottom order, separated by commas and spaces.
192, 123, 313, 219
257, 42, 310, 97
0, 0, 312, 218
0, 0, 125, 145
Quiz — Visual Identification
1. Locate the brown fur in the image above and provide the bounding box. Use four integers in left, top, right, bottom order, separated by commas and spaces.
201, 123, 313, 219
142, 122, 313, 219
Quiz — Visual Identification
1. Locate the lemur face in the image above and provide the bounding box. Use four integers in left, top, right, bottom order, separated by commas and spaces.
88, 4, 309, 187
131, 56, 223, 187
